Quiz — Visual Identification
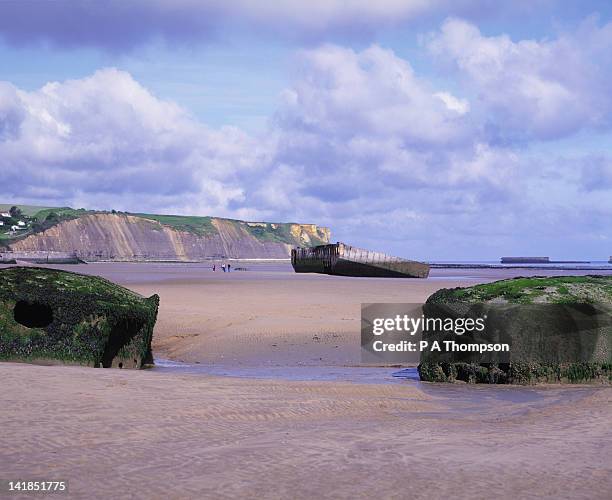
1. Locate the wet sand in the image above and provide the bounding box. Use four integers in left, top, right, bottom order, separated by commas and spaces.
1, 262, 611, 498
1, 363, 610, 499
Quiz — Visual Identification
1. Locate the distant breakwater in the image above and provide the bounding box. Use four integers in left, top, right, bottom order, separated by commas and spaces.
429, 262, 612, 271
0, 251, 84, 264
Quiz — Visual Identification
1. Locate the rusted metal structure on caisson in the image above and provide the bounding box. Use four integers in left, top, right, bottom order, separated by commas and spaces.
291, 242, 430, 278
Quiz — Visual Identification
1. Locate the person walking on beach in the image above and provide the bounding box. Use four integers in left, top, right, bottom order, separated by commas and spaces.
222, 264, 226, 272
212, 264, 216, 272
227, 263, 231, 272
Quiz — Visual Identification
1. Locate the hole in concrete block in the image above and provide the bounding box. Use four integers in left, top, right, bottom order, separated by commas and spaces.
13, 300, 54, 328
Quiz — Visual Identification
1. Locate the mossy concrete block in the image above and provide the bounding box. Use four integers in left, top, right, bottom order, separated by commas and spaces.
418, 275, 612, 384
0, 267, 159, 368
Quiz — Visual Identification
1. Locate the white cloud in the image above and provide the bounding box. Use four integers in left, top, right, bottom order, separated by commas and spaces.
434, 92, 470, 114
277, 44, 473, 146
0, 68, 266, 215
425, 16, 612, 141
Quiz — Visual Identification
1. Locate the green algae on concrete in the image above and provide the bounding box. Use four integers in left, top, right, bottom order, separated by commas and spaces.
0, 267, 159, 368
418, 275, 612, 384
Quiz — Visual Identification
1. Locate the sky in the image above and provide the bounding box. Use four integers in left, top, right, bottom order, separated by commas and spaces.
0, 0, 611, 261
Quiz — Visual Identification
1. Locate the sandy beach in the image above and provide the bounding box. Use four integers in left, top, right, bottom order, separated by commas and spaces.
1, 262, 611, 499
1, 363, 610, 499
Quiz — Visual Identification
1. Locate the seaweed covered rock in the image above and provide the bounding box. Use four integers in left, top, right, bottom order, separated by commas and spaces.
418, 275, 612, 384
0, 267, 159, 368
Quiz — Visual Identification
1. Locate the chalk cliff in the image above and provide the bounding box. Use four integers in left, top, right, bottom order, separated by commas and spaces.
8, 213, 330, 261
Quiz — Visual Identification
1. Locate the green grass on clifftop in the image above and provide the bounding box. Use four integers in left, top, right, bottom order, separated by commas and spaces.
133, 213, 217, 236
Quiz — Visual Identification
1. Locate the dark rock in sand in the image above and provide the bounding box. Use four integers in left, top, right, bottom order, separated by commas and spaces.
418, 275, 612, 384
0, 267, 159, 368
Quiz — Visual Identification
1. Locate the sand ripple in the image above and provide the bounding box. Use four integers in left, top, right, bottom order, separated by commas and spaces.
1, 363, 611, 499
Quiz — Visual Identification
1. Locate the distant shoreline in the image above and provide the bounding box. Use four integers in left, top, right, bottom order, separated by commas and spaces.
4, 256, 610, 272
85, 258, 293, 263
429, 263, 612, 271
85, 259, 612, 271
